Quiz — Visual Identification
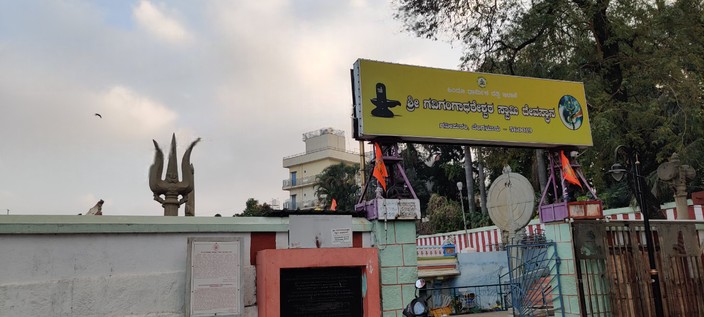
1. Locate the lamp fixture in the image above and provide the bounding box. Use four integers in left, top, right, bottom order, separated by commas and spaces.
608, 163, 627, 182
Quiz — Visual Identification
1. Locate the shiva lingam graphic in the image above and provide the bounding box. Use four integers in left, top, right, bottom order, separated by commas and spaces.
370, 83, 400, 118
149, 133, 200, 216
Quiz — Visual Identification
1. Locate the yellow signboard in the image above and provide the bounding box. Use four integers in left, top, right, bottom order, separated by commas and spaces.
352, 59, 593, 148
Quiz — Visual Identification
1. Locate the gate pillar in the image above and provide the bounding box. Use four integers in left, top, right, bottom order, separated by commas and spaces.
372, 219, 418, 316
543, 222, 582, 317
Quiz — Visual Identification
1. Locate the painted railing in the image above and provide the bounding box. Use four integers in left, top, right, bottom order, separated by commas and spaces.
417, 220, 544, 255
418, 202, 704, 255
416, 245, 445, 257
606, 202, 704, 220
424, 283, 511, 313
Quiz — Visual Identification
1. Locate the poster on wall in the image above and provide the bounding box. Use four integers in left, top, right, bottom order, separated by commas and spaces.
351, 59, 593, 148
186, 237, 243, 317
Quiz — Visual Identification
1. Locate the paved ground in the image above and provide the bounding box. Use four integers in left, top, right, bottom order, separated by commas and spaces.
452, 309, 514, 317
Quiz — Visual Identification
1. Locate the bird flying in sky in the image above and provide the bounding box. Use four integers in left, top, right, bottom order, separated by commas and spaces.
94, 113, 102, 118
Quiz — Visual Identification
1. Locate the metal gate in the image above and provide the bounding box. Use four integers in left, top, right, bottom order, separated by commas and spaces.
506, 234, 565, 317
573, 220, 704, 316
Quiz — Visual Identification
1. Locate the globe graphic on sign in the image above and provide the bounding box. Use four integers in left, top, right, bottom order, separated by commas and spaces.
558, 95, 583, 130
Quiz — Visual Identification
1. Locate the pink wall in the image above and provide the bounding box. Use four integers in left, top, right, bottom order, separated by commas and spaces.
256, 248, 381, 316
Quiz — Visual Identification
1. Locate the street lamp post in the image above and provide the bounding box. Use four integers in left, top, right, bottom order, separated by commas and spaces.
608, 145, 664, 317
457, 182, 469, 250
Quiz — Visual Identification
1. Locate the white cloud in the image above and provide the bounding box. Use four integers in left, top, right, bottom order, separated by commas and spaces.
133, 0, 192, 44
100, 86, 178, 139
0, 1, 462, 216
350, 0, 368, 8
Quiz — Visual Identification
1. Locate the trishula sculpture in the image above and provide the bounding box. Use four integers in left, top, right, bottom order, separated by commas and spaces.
149, 133, 200, 216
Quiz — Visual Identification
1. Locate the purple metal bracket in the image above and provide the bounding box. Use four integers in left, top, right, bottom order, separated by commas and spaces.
356, 143, 419, 220
538, 151, 601, 223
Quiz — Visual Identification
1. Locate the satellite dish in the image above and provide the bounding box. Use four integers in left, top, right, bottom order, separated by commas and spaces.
487, 169, 535, 233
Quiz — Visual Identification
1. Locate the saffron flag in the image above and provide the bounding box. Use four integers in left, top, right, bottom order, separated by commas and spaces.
561, 151, 582, 188
373, 143, 388, 190
330, 199, 337, 211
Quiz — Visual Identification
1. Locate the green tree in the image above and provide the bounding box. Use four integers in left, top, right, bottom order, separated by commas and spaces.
360, 144, 493, 233
398, 143, 472, 213
418, 144, 466, 197
315, 162, 361, 212
237, 198, 273, 216
475, 147, 539, 196
426, 194, 464, 233
395, 0, 704, 209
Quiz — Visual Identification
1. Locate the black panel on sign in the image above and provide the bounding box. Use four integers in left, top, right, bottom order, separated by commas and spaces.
280, 266, 363, 317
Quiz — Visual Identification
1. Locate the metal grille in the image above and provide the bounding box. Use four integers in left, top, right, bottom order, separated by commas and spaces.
573, 220, 704, 317
573, 222, 611, 316
506, 235, 564, 317
657, 223, 704, 316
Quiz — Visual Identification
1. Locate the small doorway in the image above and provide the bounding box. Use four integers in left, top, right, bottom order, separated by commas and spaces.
281, 266, 363, 316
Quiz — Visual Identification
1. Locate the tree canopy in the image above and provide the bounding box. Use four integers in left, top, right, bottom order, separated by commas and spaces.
237, 198, 273, 217
315, 162, 361, 212
424, 193, 464, 234
395, 0, 704, 208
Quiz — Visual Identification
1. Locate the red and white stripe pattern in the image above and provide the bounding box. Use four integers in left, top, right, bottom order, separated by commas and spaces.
608, 205, 704, 220
418, 204, 704, 254
604, 205, 704, 247
663, 205, 704, 220
608, 213, 643, 220
417, 221, 543, 254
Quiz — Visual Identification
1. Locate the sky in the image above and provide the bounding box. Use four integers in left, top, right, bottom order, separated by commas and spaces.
0, 0, 462, 216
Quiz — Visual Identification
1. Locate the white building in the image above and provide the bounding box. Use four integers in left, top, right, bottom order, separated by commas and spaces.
282, 128, 362, 210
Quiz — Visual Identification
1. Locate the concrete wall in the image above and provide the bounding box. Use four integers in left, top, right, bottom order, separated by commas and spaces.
0, 232, 251, 317
450, 252, 508, 287
0, 215, 373, 317
424, 252, 509, 310
305, 130, 346, 152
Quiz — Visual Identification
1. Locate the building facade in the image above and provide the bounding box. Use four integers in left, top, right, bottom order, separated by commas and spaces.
282, 128, 362, 210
